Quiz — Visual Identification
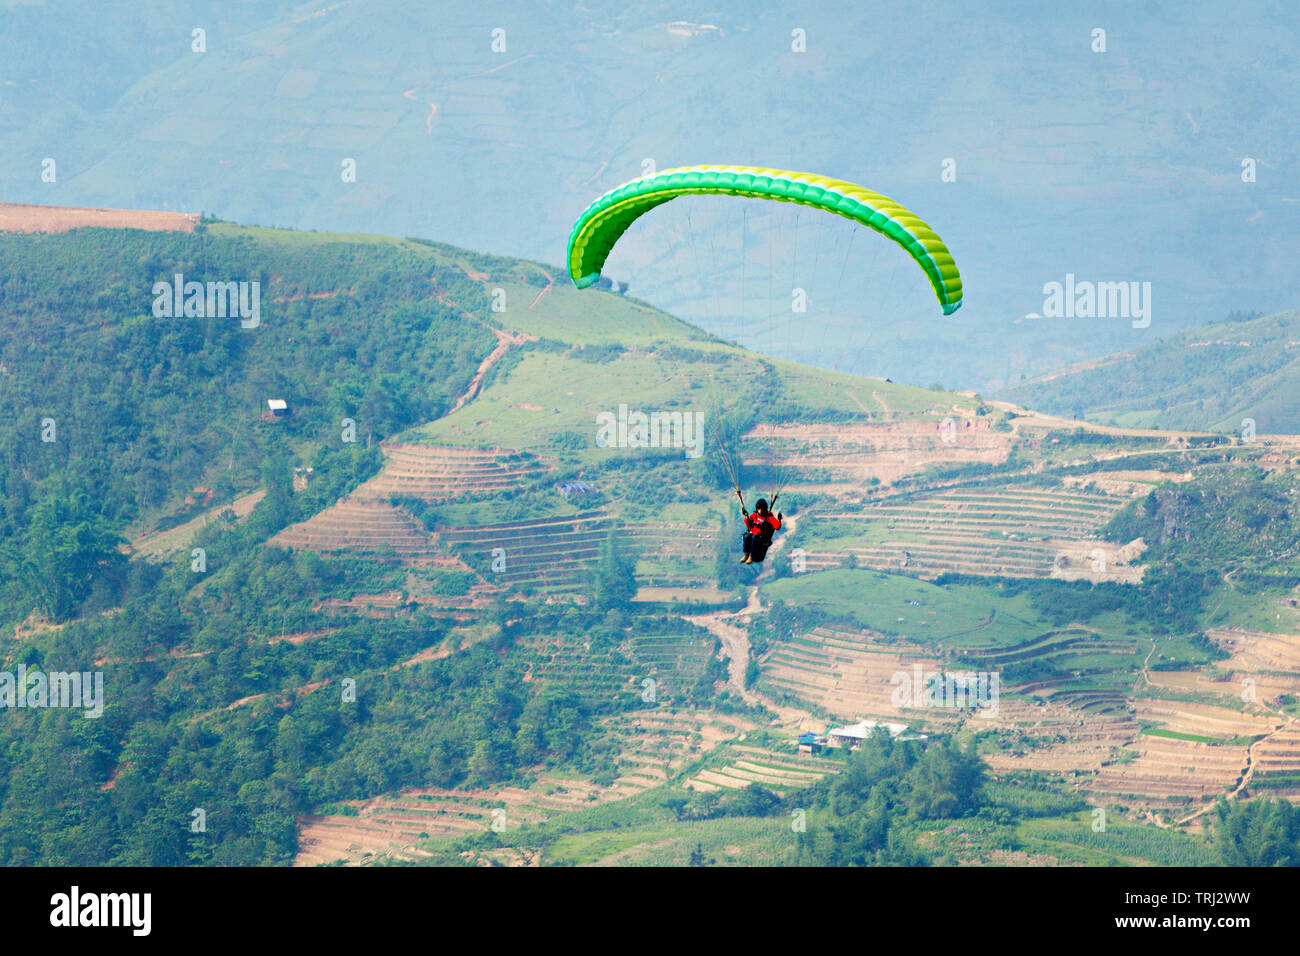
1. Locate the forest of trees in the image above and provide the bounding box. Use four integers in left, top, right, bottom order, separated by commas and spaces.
792, 731, 987, 865
1214, 796, 1300, 866
0, 226, 498, 624
1105, 468, 1300, 584
0, 227, 667, 864
0, 493, 695, 863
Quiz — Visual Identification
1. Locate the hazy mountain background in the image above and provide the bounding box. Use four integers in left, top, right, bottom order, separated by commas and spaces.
2, 0, 1297, 391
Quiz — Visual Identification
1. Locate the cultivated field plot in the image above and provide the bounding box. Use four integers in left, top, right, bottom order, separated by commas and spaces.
742, 417, 1013, 489
518, 622, 719, 708
1185, 628, 1300, 702
557, 817, 800, 866
627, 523, 719, 590
295, 777, 617, 867
278, 496, 717, 601
439, 514, 720, 596
1250, 726, 1300, 800
0, 201, 199, 233
270, 499, 437, 561
1137, 628, 1300, 801
295, 708, 753, 865
963, 628, 1144, 686
312, 574, 496, 622
351, 442, 553, 503
1087, 735, 1247, 805
758, 625, 957, 726
131, 488, 266, 559
439, 512, 614, 594
798, 485, 1140, 581
981, 693, 1140, 776
1135, 697, 1277, 741
986, 687, 1284, 808
609, 710, 757, 789
686, 743, 837, 796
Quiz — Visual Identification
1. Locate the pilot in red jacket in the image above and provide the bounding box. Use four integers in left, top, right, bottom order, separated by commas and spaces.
740, 497, 782, 564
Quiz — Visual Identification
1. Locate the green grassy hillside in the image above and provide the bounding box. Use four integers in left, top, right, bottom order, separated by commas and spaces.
998, 309, 1300, 435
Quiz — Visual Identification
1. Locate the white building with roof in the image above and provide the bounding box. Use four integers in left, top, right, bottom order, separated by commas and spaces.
825, 719, 927, 750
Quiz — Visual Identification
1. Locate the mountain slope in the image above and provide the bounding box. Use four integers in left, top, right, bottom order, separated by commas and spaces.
4, 215, 1300, 868
998, 309, 1300, 435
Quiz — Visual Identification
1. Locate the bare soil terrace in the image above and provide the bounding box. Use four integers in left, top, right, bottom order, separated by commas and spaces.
0, 201, 198, 233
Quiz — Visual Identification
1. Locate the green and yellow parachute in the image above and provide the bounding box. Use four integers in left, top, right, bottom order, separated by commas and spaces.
566, 165, 962, 314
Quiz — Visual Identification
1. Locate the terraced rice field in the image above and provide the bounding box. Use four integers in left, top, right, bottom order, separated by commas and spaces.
610, 710, 755, 790
295, 778, 615, 866
1140, 626, 1300, 801
745, 581, 1296, 813
1206, 628, 1300, 699
351, 442, 552, 503
519, 622, 718, 707
631, 629, 717, 690
439, 512, 613, 594
313, 579, 497, 621
1249, 726, 1300, 799
1088, 735, 1246, 804
627, 524, 719, 589
758, 626, 959, 727
295, 709, 752, 865
800, 486, 1139, 580
270, 499, 438, 560
273, 444, 560, 562
981, 694, 1139, 775
1135, 698, 1277, 741
984, 681, 1287, 807
440, 514, 719, 595
980, 668, 1300, 810
961, 628, 1143, 687
686, 744, 838, 796
983, 692, 1284, 806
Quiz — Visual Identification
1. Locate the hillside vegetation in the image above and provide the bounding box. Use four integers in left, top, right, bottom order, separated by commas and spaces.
2, 220, 1299, 866
999, 309, 1300, 434
0, 221, 965, 863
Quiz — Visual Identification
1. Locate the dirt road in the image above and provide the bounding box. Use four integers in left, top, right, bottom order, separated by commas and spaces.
686, 517, 809, 727
452, 329, 537, 412
687, 605, 762, 707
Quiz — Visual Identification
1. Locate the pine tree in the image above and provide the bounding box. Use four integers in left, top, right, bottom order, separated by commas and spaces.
592, 530, 636, 610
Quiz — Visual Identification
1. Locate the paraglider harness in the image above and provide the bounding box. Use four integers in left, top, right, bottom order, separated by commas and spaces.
738, 490, 782, 564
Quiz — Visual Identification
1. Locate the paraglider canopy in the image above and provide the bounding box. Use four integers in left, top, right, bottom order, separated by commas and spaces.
567, 165, 962, 315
